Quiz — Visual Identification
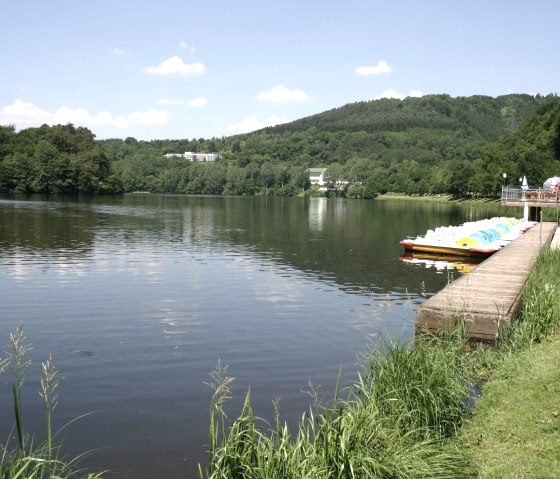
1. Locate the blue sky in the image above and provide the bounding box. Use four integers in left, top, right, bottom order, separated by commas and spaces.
1, 0, 558, 140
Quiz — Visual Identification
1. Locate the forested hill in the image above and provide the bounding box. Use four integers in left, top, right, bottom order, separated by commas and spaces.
472, 96, 560, 195
268, 94, 543, 139
98, 93, 558, 197
0, 93, 558, 197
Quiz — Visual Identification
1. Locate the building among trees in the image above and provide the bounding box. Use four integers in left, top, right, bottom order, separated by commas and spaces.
164, 152, 220, 162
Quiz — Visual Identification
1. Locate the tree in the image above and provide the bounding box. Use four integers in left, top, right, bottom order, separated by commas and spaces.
31, 140, 61, 193
289, 165, 310, 189
260, 162, 276, 193
363, 176, 381, 199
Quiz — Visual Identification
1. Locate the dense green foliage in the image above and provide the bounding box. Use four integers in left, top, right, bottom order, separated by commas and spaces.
0, 124, 122, 194
99, 93, 559, 197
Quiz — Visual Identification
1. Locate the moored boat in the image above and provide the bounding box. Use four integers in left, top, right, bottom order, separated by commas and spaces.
400, 217, 535, 257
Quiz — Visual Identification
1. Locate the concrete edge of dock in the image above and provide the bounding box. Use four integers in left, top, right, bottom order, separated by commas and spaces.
551, 226, 560, 250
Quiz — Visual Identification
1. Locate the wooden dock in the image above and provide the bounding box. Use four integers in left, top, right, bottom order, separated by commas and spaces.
416, 222, 558, 341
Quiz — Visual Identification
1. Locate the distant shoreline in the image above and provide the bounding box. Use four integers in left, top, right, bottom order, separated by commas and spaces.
377, 193, 501, 205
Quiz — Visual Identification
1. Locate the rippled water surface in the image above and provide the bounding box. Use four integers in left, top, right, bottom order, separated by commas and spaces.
0, 195, 511, 478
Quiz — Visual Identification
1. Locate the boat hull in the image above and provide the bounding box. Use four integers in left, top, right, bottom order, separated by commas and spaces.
399, 240, 497, 257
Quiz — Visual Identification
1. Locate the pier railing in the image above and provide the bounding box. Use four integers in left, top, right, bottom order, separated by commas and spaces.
501, 187, 559, 207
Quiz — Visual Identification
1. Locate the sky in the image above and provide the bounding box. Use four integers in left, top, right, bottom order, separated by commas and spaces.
1, 0, 559, 141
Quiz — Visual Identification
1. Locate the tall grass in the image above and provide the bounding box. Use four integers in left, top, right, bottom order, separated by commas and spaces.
200, 337, 473, 479
501, 246, 560, 351
0, 325, 105, 479
200, 247, 560, 479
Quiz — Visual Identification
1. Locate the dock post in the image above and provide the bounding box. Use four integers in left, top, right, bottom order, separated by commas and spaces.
528, 206, 541, 221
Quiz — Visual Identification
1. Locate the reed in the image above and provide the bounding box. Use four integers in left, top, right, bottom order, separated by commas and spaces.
9, 324, 31, 452
200, 336, 472, 479
0, 325, 105, 479
357, 336, 470, 440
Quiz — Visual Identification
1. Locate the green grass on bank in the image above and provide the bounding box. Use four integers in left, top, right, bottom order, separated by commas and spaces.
454, 246, 560, 479
201, 338, 475, 479
377, 193, 560, 221
377, 193, 501, 204
458, 336, 560, 479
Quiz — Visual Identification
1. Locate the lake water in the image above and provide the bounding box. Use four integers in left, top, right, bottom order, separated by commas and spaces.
0, 195, 512, 478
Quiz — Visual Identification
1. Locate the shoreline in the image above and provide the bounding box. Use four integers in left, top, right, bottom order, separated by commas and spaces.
377, 193, 501, 205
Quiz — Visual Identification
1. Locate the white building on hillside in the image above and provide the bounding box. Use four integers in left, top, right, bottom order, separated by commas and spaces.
163, 152, 221, 162
184, 152, 220, 162
309, 168, 327, 187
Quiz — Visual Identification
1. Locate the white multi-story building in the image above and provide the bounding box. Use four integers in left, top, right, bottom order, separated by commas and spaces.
309, 167, 349, 191
164, 152, 221, 162
184, 152, 220, 162
309, 168, 327, 186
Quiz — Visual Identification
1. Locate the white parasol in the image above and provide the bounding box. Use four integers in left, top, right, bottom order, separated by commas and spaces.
543, 176, 560, 190
521, 175, 528, 190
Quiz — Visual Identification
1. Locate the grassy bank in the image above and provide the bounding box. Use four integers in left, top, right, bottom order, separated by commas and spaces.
201, 338, 474, 479
378, 193, 560, 222
458, 336, 560, 478
201, 247, 560, 478
455, 246, 560, 478
377, 193, 501, 205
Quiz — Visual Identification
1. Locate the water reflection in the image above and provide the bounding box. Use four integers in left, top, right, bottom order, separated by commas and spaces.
399, 253, 484, 275
0, 195, 518, 297
308, 197, 327, 231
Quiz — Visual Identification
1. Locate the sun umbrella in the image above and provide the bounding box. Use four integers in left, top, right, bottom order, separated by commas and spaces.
521, 176, 528, 190
543, 177, 560, 189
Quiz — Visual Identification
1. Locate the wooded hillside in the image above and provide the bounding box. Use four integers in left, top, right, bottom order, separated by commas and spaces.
100, 93, 559, 197
1, 93, 558, 197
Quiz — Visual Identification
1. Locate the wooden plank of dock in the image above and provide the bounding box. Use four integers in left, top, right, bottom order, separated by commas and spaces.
416, 222, 558, 341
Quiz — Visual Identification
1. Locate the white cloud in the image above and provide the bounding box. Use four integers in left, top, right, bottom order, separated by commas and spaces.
112, 48, 124, 55
225, 114, 288, 133
372, 89, 424, 100
144, 56, 206, 76
257, 85, 310, 104
187, 97, 207, 107
179, 41, 196, 53
158, 97, 207, 107
408, 89, 424, 97
158, 98, 184, 105
354, 60, 392, 76
0, 99, 169, 129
